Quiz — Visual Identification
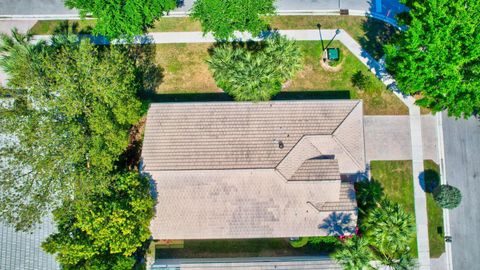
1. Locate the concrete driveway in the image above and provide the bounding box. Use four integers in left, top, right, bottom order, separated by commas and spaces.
442, 112, 480, 270
364, 115, 438, 162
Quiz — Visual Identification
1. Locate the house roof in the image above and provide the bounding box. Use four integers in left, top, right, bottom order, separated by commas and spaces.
142, 100, 364, 240
0, 217, 58, 270
142, 100, 365, 172
288, 158, 341, 181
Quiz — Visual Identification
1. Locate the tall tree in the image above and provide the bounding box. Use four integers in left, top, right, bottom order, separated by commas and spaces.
42, 171, 154, 269
332, 236, 374, 270
64, 0, 176, 39
0, 32, 142, 230
208, 34, 302, 101
385, 0, 480, 117
191, 0, 276, 40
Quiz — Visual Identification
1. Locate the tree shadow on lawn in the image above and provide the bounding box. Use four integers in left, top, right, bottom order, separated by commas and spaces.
52, 20, 94, 36
145, 90, 351, 103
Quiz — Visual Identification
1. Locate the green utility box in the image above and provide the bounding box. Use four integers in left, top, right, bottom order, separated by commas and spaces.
327, 48, 340, 61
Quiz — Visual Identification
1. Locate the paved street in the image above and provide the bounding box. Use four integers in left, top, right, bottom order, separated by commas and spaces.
0, 0, 406, 19
442, 112, 480, 270
0, 0, 75, 16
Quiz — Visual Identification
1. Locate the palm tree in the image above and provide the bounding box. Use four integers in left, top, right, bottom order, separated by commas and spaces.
0, 28, 39, 87
365, 199, 415, 256
332, 236, 374, 270
207, 34, 302, 101
380, 252, 416, 270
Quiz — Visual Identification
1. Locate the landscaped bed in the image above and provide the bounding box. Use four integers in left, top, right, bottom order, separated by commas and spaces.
155, 238, 327, 259
150, 41, 407, 115
370, 160, 446, 258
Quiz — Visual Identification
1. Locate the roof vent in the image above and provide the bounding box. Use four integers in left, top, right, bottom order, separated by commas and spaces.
273, 139, 284, 149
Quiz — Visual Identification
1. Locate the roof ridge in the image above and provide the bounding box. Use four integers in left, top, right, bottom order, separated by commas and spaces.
332, 136, 363, 172
330, 100, 361, 135
331, 101, 365, 172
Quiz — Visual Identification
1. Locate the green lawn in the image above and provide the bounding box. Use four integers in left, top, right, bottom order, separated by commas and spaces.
150, 41, 407, 115
369, 160, 446, 258
369, 160, 418, 256
29, 20, 95, 35
150, 15, 383, 41
424, 160, 445, 258
155, 238, 323, 259
30, 16, 395, 59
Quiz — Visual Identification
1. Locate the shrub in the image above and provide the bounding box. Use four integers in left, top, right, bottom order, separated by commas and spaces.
308, 236, 340, 252
433, 184, 462, 209
289, 237, 309, 248
208, 34, 303, 101
351, 70, 377, 93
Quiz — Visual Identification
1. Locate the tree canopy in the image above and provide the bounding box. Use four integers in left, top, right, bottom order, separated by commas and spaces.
42, 171, 154, 269
208, 34, 302, 101
332, 236, 374, 270
64, 0, 176, 39
0, 31, 142, 230
364, 199, 415, 262
385, 0, 480, 117
191, 0, 276, 40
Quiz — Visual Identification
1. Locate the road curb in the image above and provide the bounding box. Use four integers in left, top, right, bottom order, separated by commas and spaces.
436, 113, 454, 270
